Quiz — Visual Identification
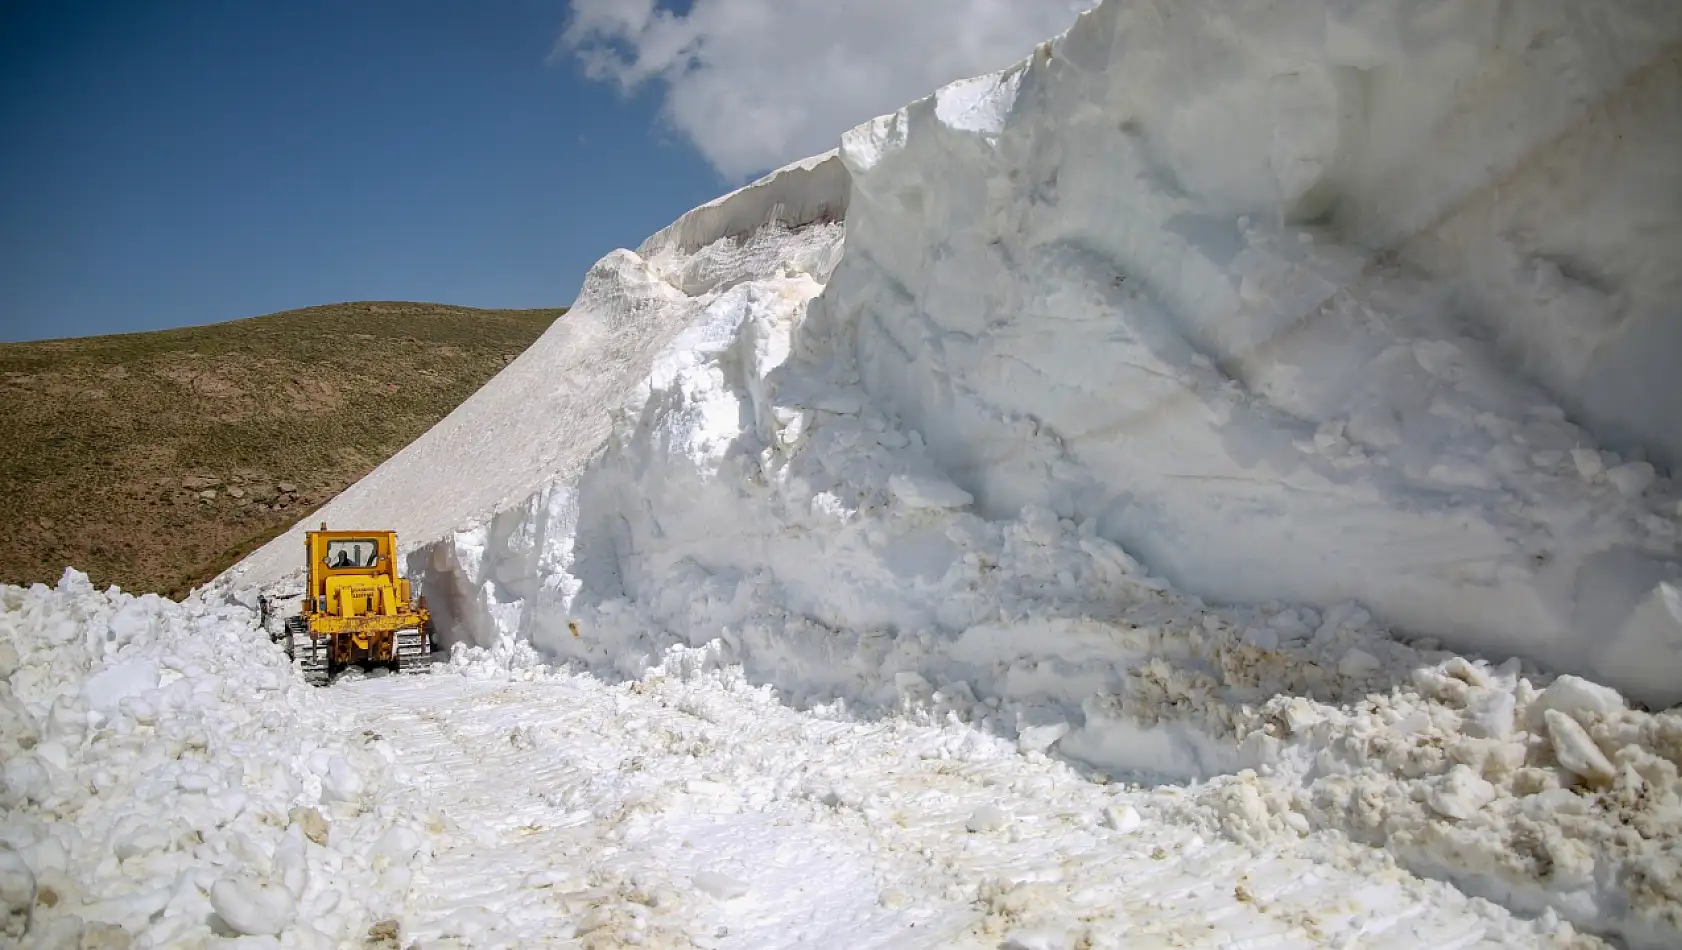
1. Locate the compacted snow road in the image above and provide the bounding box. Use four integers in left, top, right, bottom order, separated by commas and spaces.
0, 581, 1623, 948
339, 651, 1591, 950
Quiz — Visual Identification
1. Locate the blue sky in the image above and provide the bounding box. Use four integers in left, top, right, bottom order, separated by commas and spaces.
1, 0, 1091, 342
0, 0, 731, 342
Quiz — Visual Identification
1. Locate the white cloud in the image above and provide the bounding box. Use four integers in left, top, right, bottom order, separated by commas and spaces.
558, 0, 1096, 181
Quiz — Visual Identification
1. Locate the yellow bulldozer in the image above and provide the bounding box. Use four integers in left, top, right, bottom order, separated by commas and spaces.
261, 523, 433, 686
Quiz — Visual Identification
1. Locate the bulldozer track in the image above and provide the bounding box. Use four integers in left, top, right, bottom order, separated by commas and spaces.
395, 625, 433, 674
285, 616, 331, 687
283, 616, 433, 686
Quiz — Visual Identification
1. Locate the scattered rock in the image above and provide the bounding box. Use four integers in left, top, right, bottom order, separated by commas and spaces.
288, 806, 329, 847
366, 918, 401, 948
198, 490, 217, 501
277, 482, 297, 494
182, 475, 219, 490
227, 487, 245, 499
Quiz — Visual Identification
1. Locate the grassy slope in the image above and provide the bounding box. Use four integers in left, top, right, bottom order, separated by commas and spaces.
0, 301, 564, 597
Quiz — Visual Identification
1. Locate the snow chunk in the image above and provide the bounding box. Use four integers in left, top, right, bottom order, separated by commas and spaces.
1102, 803, 1142, 834
1001, 928, 1078, 950
1425, 765, 1497, 820
1462, 690, 1516, 740
1543, 709, 1616, 785
966, 804, 1011, 833
1534, 675, 1626, 725
209, 876, 297, 936
1337, 648, 1382, 678
106, 600, 157, 645
0, 846, 34, 941
691, 871, 748, 901
1608, 461, 1657, 497
319, 756, 364, 804
1017, 721, 1069, 754
1571, 448, 1606, 481
888, 472, 973, 510
80, 659, 159, 715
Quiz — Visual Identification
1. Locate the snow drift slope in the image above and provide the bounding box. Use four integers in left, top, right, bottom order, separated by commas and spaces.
229, 149, 849, 589
217, 0, 1682, 945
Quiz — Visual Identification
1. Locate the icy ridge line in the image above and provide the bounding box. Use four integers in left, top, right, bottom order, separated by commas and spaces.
637, 149, 849, 258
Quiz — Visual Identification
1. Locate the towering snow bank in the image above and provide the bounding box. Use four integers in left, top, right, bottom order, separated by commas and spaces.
819, 0, 1682, 706
421, 264, 1682, 948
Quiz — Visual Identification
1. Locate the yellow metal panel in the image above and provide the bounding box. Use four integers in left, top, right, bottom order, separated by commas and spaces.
307, 610, 428, 636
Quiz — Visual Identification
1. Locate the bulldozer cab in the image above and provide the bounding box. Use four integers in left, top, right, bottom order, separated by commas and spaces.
307, 529, 409, 619
278, 522, 432, 685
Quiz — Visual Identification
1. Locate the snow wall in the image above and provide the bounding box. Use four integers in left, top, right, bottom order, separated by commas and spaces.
231, 0, 1682, 707
220, 4, 1682, 941
825, 0, 1682, 708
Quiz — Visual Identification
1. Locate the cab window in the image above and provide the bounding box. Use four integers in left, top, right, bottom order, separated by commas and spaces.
325, 539, 380, 568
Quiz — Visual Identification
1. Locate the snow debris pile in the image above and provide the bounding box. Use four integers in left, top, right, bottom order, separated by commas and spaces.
0, 571, 428, 949
415, 636, 1621, 949
216, 0, 1682, 947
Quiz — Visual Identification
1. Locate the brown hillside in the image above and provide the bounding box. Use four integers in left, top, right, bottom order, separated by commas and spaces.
0, 301, 564, 597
